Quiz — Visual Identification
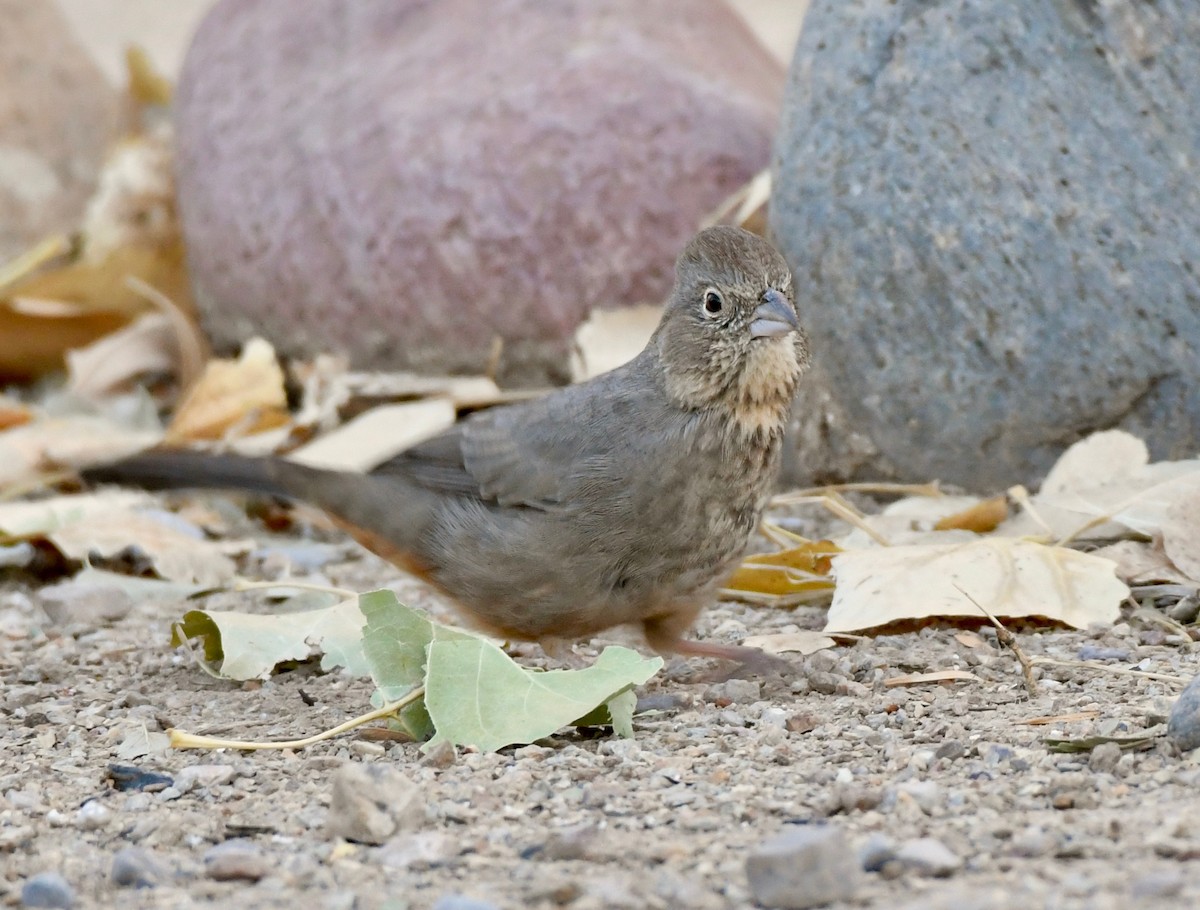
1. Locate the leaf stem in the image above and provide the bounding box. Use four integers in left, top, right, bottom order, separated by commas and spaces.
169, 687, 425, 751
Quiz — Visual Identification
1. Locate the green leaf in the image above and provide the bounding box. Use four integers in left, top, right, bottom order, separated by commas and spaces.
171, 596, 371, 680
360, 589, 476, 700
424, 640, 662, 751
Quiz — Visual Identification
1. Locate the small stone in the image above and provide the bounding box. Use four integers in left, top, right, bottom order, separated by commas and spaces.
539, 823, 601, 861
746, 825, 862, 909
75, 800, 111, 830
21, 872, 74, 909
325, 761, 425, 845
1089, 741, 1122, 773
1130, 869, 1184, 899
174, 764, 236, 793
858, 833, 896, 872
111, 847, 165, 888
703, 679, 761, 705
934, 740, 965, 761
348, 739, 386, 758
431, 896, 500, 910
1168, 673, 1200, 751
894, 838, 962, 877
1010, 826, 1057, 858
1077, 645, 1132, 661
806, 672, 842, 695
786, 712, 820, 734
375, 831, 457, 870
896, 780, 941, 814
203, 840, 269, 882
419, 740, 457, 769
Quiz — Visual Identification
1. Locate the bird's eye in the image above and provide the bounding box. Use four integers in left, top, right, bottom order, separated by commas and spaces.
702, 288, 724, 317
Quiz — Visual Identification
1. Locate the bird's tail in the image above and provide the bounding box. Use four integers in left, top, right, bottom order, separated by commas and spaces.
81, 449, 319, 501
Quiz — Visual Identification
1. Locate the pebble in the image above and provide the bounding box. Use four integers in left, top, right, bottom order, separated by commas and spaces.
1168, 673, 1200, 751
896, 780, 941, 814
75, 800, 112, 830
1130, 869, 1184, 899
1077, 645, 1132, 661
431, 896, 500, 910
1010, 825, 1057, 858
111, 847, 165, 888
21, 872, 74, 909
325, 762, 425, 845
537, 823, 601, 861
894, 837, 962, 877
174, 764, 236, 793
1089, 741, 1122, 773
203, 840, 270, 882
703, 679, 761, 705
858, 833, 896, 872
746, 825, 862, 908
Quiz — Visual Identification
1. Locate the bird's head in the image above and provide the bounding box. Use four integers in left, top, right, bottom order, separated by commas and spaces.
655, 226, 809, 437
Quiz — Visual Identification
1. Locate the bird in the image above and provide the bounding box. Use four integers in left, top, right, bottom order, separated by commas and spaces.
83, 226, 809, 665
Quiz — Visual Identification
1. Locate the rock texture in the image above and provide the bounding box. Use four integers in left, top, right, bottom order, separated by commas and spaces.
176, 0, 782, 383
772, 0, 1200, 490
0, 0, 118, 262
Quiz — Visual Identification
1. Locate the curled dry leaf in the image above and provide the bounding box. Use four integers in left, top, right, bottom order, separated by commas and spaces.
934, 495, 1008, 533
569, 304, 662, 382
1161, 488, 1200, 582
724, 537, 839, 600
741, 631, 837, 656
0, 417, 162, 487
287, 399, 456, 472
1090, 540, 1194, 586
883, 670, 981, 688
67, 312, 177, 400
165, 338, 289, 443
825, 538, 1127, 634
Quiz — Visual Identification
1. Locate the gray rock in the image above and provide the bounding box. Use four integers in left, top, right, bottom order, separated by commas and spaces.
203, 840, 269, 882
773, 0, 1200, 490
1168, 672, 1200, 751
1089, 741, 1123, 773
746, 825, 862, 908
20, 872, 74, 909
858, 832, 896, 872
325, 761, 425, 845
176, 0, 781, 384
894, 837, 962, 877
111, 847, 165, 888
0, 2, 116, 266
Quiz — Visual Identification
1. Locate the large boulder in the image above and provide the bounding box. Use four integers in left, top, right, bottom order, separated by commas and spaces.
772, 0, 1200, 490
176, 0, 783, 383
0, 0, 118, 262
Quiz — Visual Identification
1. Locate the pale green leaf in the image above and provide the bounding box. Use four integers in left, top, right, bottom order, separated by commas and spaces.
425, 640, 662, 751
172, 596, 370, 680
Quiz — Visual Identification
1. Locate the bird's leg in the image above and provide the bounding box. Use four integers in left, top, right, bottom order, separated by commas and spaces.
642, 609, 791, 676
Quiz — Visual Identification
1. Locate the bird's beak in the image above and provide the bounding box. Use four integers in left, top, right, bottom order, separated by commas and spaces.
750, 289, 799, 339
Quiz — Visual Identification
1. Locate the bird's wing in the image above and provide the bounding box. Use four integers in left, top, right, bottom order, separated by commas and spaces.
372, 357, 659, 510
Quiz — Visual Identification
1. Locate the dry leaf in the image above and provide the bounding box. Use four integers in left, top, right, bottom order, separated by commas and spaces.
741, 631, 837, 655
1040, 430, 1148, 496
0, 415, 162, 487
287, 399, 457, 472
724, 538, 839, 599
702, 169, 772, 236
0, 398, 32, 431
1090, 540, 1194, 586
569, 304, 662, 382
953, 630, 989, 649
935, 495, 1008, 533
0, 494, 235, 586
883, 670, 981, 688
1020, 710, 1101, 726
825, 539, 1127, 633
166, 338, 289, 442
1161, 488, 1200, 582
67, 312, 177, 399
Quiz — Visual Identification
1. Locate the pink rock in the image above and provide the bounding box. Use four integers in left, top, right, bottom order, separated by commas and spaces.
0, 0, 118, 262
176, 0, 782, 382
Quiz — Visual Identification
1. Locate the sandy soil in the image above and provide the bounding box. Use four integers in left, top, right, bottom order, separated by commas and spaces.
2, 496, 1199, 910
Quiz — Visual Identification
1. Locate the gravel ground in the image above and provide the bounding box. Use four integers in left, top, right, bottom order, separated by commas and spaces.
2, 498, 1199, 910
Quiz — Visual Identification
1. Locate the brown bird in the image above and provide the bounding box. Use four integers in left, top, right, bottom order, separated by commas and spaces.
83, 226, 808, 663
